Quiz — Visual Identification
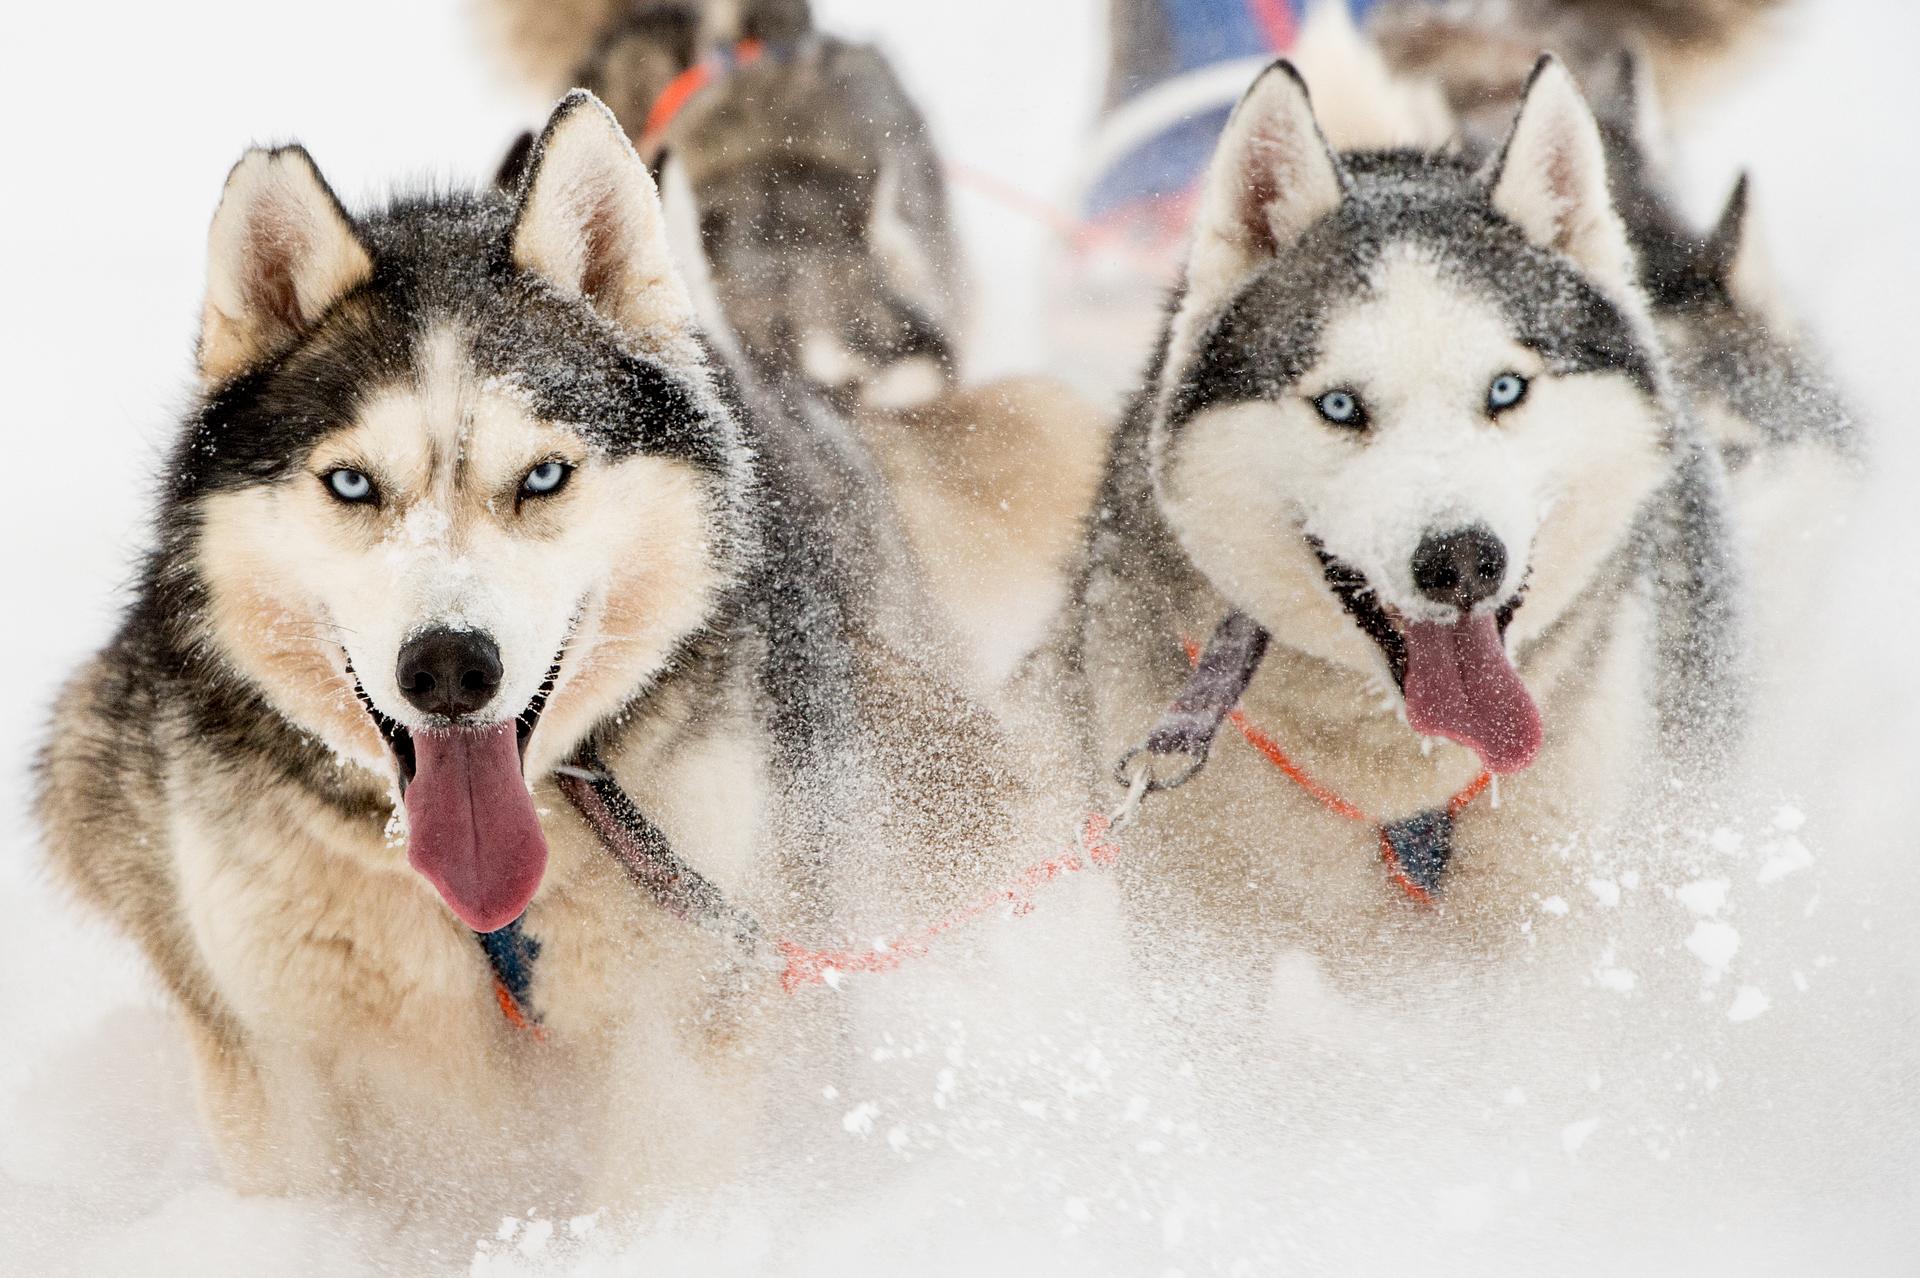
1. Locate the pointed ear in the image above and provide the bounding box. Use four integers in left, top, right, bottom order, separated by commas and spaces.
1619, 49, 1668, 171
1593, 47, 1670, 173
511, 90, 696, 350
1704, 172, 1751, 285
1705, 172, 1784, 320
1484, 56, 1638, 301
492, 130, 536, 193
866, 158, 946, 317
1184, 60, 1346, 317
199, 146, 372, 385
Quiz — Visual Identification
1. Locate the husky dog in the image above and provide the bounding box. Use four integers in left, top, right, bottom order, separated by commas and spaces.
647, 36, 1109, 681
487, 0, 962, 413
1071, 57, 1741, 967
661, 36, 964, 413
1576, 56, 1860, 687
36, 92, 1016, 1215
489, 1, 1108, 685
488, 2, 1084, 678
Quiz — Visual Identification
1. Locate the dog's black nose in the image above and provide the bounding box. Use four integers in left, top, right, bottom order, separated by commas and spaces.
395, 628, 503, 719
1411, 526, 1508, 610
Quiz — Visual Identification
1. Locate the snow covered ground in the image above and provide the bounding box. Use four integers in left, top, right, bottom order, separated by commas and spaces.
2, 0, 1916, 1273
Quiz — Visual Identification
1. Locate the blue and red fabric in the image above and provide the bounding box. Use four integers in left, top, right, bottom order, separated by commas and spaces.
1081, 0, 1383, 264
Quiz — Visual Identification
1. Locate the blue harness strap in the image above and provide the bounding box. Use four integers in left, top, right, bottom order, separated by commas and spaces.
1379, 808, 1456, 897
467, 739, 775, 1034
475, 917, 541, 1024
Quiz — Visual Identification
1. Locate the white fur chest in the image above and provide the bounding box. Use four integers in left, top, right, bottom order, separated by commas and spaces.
1094, 574, 1656, 957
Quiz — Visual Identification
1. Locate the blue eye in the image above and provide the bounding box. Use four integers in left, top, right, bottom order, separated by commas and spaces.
1487, 373, 1529, 412
1314, 389, 1365, 428
324, 468, 375, 504
520, 461, 571, 499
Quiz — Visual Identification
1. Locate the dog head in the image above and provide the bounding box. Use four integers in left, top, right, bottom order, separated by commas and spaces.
1151, 58, 1676, 775
185, 92, 749, 931
664, 38, 961, 412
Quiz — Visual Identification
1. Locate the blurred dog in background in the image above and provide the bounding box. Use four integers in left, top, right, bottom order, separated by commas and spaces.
488, 0, 1111, 687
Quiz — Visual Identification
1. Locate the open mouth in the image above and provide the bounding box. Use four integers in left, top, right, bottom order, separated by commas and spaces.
1308, 537, 1541, 775
346, 645, 567, 934
352, 653, 563, 798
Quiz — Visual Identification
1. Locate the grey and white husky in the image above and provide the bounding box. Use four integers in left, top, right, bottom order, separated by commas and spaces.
1070, 57, 1742, 967
35, 91, 1018, 1215
658, 33, 965, 414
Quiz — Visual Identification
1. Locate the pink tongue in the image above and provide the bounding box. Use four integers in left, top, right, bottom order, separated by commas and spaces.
1402, 615, 1543, 775
403, 722, 548, 933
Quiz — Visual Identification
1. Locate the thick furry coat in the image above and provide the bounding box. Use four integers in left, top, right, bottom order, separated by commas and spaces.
1063, 58, 1742, 973
35, 91, 1017, 1217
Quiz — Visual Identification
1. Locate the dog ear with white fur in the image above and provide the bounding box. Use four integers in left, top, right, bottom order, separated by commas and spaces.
1173, 61, 1348, 350
512, 89, 698, 356
198, 147, 372, 386
1484, 55, 1639, 306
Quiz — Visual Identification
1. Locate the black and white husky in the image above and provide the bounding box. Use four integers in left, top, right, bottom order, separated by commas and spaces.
35, 92, 1016, 1216
1072, 57, 1743, 965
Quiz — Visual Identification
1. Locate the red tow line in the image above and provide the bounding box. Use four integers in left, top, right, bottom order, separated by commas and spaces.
774, 813, 1126, 993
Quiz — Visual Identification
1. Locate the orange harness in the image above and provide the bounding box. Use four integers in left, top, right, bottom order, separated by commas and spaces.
491, 979, 543, 1040
636, 38, 766, 157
